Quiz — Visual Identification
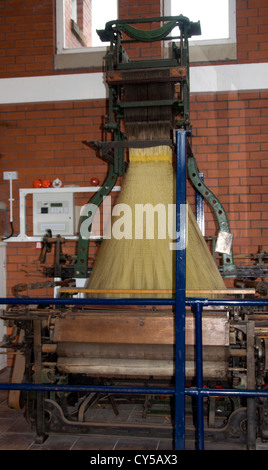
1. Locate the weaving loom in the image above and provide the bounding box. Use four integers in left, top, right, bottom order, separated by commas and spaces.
87, 146, 226, 297
4, 17, 268, 448
84, 16, 226, 298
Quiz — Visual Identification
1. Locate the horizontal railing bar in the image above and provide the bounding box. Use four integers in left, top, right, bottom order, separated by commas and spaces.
0, 383, 175, 394
0, 297, 174, 306
1, 297, 268, 307
187, 298, 268, 307
0, 383, 268, 399
186, 388, 268, 398
2, 293, 268, 451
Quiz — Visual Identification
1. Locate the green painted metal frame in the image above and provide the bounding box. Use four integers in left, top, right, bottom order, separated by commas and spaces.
74, 16, 199, 278
101, 15, 200, 133
187, 148, 236, 273
97, 15, 201, 44
74, 15, 235, 279
74, 164, 118, 278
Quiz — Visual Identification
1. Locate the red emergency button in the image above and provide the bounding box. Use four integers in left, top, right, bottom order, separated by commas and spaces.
90, 177, 100, 186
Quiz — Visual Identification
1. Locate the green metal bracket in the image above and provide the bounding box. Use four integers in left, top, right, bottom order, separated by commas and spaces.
118, 99, 181, 109
115, 20, 178, 42
74, 16, 201, 280
187, 148, 236, 273
74, 164, 118, 278
97, 15, 201, 44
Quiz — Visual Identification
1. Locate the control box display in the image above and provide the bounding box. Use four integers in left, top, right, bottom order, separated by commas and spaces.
33, 192, 75, 236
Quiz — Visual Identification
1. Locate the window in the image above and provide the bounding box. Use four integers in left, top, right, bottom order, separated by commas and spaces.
164, 0, 237, 62
55, 0, 118, 69
56, 0, 117, 51
55, 0, 236, 70
91, 0, 118, 47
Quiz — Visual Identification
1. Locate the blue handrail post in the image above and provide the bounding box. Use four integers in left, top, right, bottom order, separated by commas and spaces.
174, 130, 188, 450
194, 302, 205, 450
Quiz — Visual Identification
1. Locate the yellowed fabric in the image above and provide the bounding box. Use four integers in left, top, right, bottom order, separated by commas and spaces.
86, 146, 226, 298
129, 145, 173, 163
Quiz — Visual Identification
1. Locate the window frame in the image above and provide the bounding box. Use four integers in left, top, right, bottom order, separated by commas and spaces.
55, 0, 116, 70
54, 0, 237, 71
164, 0, 237, 62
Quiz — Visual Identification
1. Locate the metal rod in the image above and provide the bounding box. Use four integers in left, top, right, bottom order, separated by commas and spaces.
1, 297, 268, 307
0, 297, 175, 306
194, 303, 204, 450
195, 172, 204, 235
0, 383, 267, 399
59, 288, 255, 295
247, 321, 257, 450
0, 383, 174, 394
33, 320, 47, 443
187, 388, 268, 398
174, 130, 187, 450
1, 295, 268, 450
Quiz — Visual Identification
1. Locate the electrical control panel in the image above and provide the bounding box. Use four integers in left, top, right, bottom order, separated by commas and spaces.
33, 192, 75, 236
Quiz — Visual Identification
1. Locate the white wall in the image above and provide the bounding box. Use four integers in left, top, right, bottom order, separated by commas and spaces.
0, 63, 267, 105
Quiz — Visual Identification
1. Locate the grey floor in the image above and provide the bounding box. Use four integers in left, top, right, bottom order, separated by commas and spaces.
0, 368, 266, 451
0, 368, 174, 450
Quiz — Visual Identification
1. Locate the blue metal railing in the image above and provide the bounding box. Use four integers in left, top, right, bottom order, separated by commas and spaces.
1, 131, 268, 450
174, 128, 187, 449
2, 295, 268, 450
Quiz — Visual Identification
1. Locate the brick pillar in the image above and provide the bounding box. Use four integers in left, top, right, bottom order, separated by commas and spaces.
118, 0, 164, 60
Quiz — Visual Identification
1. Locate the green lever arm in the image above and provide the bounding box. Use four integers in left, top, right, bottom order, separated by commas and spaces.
187, 148, 236, 273
74, 164, 118, 278
97, 15, 201, 43
118, 20, 177, 42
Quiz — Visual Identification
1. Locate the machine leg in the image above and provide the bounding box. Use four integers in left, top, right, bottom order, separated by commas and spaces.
174, 130, 187, 450
33, 320, 48, 444
247, 321, 257, 450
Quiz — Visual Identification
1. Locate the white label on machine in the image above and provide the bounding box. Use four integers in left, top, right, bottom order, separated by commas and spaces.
33, 192, 75, 236
40, 223, 66, 231
215, 231, 233, 255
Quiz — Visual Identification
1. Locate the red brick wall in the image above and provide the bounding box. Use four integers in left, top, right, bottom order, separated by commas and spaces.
0, 0, 54, 78
237, 0, 268, 63
0, 99, 108, 296
78, 0, 92, 46
65, 0, 92, 48
0, 0, 267, 298
1, 1, 267, 77
190, 90, 268, 259
119, 0, 164, 19
118, 0, 164, 60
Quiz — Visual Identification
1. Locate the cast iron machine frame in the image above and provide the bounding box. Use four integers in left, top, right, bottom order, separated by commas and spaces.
1, 16, 268, 451
73, 15, 236, 279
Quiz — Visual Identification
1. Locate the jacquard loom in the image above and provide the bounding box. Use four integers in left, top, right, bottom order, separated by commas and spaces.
2, 16, 268, 448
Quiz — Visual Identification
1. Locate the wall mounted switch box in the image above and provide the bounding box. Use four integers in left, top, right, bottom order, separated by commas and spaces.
33, 192, 75, 236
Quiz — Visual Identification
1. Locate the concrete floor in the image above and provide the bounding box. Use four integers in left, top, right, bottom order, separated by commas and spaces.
0, 367, 267, 451
0, 368, 174, 450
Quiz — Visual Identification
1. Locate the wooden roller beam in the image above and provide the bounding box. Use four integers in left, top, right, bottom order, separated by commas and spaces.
107, 67, 187, 85
56, 357, 228, 379
53, 311, 229, 346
